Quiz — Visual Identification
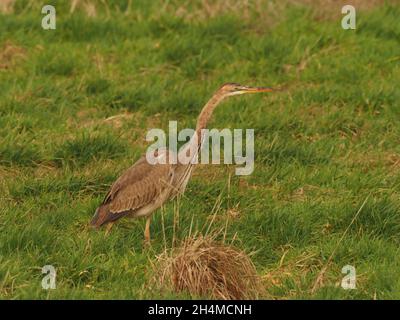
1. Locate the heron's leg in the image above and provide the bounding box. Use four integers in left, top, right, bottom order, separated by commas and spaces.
105, 222, 114, 235
144, 216, 151, 244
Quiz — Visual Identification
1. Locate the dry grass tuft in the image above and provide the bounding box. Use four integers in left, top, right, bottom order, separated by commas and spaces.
0, 41, 26, 70
262, 249, 322, 298
153, 233, 263, 299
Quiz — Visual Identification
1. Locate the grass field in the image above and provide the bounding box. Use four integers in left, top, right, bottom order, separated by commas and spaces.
1, 0, 400, 299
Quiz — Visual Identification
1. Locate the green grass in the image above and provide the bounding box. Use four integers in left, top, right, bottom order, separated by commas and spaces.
1, 0, 400, 299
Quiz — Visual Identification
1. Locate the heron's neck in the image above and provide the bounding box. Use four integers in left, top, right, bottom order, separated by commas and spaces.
195, 92, 225, 134
178, 90, 226, 161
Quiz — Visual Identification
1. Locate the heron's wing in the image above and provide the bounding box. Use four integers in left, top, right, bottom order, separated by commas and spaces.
103, 156, 173, 214
102, 156, 149, 204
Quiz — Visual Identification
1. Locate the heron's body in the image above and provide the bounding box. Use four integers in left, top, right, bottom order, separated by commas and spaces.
91, 151, 190, 219
90, 83, 274, 242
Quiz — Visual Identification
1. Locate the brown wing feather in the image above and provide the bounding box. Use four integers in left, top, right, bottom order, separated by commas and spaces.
108, 163, 172, 213
102, 156, 150, 204
90, 155, 173, 227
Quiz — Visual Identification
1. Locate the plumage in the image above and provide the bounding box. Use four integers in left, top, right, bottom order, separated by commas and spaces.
90, 83, 275, 242
91, 153, 174, 227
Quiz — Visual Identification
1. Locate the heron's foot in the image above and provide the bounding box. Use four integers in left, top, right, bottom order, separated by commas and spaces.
144, 229, 151, 246
143, 238, 152, 249
143, 216, 151, 247
105, 222, 114, 236
143, 232, 152, 249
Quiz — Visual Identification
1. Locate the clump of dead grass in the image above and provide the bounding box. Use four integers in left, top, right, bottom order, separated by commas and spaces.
152, 233, 264, 299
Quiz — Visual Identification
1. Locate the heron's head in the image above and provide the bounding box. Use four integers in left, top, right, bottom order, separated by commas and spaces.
219, 83, 274, 97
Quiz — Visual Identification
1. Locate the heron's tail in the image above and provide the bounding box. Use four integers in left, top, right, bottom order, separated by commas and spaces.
90, 204, 130, 228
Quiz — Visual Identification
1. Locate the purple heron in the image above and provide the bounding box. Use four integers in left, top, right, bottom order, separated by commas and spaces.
90, 83, 274, 242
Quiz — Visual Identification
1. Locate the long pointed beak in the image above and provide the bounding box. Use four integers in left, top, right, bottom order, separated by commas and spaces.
242, 86, 274, 93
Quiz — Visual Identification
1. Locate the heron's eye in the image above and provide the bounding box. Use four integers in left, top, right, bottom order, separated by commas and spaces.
231, 86, 241, 92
